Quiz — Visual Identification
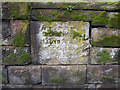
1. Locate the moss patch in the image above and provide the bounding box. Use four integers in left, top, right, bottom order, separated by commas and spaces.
50, 76, 67, 84
108, 13, 120, 29
13, 32, 26, 47
3, 48, 30, 65
72, 30, 82, 39
58, 5, 75, 12
11, 4, 30, 19
92, 34, 120, 46
13, 20, 28, 47
43, 27, 62, 37
101, 75, 115, 83
90, 11, 109, 24
96, 50, 110, 64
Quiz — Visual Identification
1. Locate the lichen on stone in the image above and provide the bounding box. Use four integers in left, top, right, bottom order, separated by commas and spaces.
37, 21, 89, 64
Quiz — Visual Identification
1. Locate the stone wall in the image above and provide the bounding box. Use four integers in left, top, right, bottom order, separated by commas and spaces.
1, 2, 120, 89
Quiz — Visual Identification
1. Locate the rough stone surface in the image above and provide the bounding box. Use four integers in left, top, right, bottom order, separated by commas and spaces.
87, 65, 118, 84
33, 85, 58, 90
2, 66, 8, 84
31, 21, 90, 64
42, 65, 86, 85
8, 66, 41, 85
2, 46, 30, 65
11, 20, 30, 47
2, 85, 32, 89
91, 28, 120, 46
96, 84, 118, 89
90, 47, 120, 64
2, 20, 12, 45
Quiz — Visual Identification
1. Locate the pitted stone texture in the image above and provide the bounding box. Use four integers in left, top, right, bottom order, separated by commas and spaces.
2, 66, 8, 84
2, 20, 12, 45
11, 20, 30, 47
8, 66, 41, 85
90, 47, 120, 64
91, 28, 120, 46
2, 47, 30, 65
2, 3, 30, 19
42, 65, 86, 85
87, 65, 118, 84
31, 21, 90, 64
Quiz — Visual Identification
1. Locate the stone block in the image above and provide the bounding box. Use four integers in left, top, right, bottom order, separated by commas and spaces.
2, 46, 30, 65
42, 65, 86, 85
8, 66, 41, 85
91, 28, 120, 46
90, 47, 120, 64
87, 65, 118, 84
30, 21, 90, 64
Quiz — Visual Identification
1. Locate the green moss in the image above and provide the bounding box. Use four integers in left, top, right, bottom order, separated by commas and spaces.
92, 34, 120, 46
3, 49, 30, 65
108, 13, 120, 29
51, 77, 66, 84
18, 52, 30, 64
50, 11, 58, 16
13, 32, 26, 47
34, 10, 47, 21
92, 11, 109, 24
71, 13, 86, 21
55, 14, 63, 20
72, 30, 82, 39
11, 5, 18, 18
58, 5, 75, 12
11, 4, 30, 19
22, 20, 28, 23
48, 2, 52, 7
43, 27, 62, 37
101, 75, 115, 82
96, 50, 110, 64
